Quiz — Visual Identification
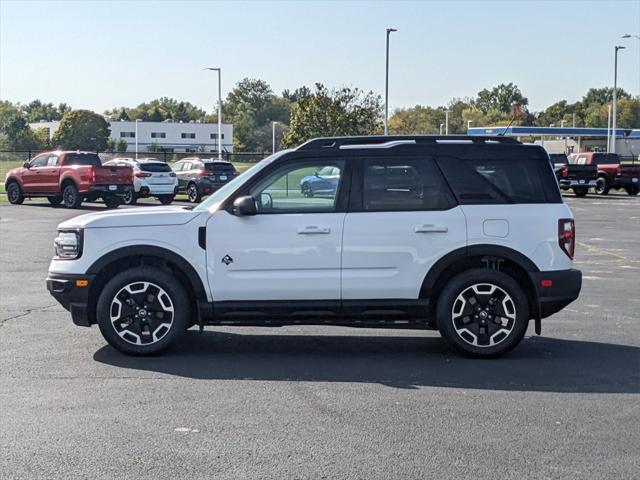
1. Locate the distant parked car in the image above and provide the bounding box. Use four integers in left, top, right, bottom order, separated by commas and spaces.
568, 152, 639, 195
103, 157, 178, 205
300, 165, 341, 197
4, 151, 132, 208
549, 153, 597, 197
171, 157, 239, 203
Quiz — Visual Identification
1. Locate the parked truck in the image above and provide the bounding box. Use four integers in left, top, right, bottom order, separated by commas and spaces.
549, 153, 597, 197
5, 151, 133, 208
568, 152, 639, 195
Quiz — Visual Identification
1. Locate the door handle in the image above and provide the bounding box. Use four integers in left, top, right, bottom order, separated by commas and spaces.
414, 224, 448, 233
298, 226, 331, 234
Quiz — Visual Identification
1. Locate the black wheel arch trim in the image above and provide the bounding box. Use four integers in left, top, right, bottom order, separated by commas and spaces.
86, 245, 207, 302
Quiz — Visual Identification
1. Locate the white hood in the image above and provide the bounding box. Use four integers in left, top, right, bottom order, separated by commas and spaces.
57, 206, 204, 229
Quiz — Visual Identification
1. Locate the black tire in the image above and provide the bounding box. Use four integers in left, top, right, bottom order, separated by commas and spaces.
103, 196, 121, 209
62, 183, 82, 208
436, 269, 529, 358
158, 195, 175, 205
187, 183, 201, 203
6, 181, 24, 205
595, 176, 610, 195
122, 189, 137, 205
96, 267, 190, 356
47, 196, 63, 206
624, 186, 639, 196
301, 182, 313, 198
573, 187, 588, 197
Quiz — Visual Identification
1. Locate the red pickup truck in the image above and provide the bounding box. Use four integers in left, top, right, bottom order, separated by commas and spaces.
5, 151, 133, 208
568, 152, 639, 195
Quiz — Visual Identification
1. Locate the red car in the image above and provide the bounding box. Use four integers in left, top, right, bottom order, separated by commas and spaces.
5, 151, 133, 208
568, 152, 639, 195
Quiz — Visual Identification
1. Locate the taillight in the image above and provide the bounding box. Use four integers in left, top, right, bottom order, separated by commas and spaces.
199, 169, 208, 177
87, 166, 94, 183
134, 171, 152, 178
558, 218, 575, 259
562, 166, 569, 178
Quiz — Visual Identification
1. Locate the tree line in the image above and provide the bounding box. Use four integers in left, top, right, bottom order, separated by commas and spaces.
1, 81, 638, 153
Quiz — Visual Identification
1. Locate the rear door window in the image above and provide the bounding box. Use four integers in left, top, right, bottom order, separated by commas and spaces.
356, 157, 455, 212
436, 155, 561, 204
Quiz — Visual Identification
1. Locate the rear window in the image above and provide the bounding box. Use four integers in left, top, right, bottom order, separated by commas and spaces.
64, 153, 101, 167
139, 162, 171, 173
436, 155, 561, 204
592, 153, 620, 165
204, 162, 236, 174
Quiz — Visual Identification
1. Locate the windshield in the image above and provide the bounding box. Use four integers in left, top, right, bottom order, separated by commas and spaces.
193, 151, 291, 212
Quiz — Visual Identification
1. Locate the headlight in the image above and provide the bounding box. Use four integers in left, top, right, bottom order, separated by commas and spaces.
54, 230, 82, 259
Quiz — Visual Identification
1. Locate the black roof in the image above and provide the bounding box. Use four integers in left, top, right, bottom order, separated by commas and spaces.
297, 135, 520, 151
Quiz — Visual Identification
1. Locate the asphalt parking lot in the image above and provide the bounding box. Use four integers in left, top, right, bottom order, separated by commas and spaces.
1, 193, 638, 479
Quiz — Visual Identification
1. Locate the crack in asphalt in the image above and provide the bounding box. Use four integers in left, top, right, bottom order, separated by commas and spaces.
0, 304, 59, 325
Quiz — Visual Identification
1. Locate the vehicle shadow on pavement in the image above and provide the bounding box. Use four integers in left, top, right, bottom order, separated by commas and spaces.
93, 332, 640, 394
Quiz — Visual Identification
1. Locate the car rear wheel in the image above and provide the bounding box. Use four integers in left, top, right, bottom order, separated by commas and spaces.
436, 269, 529, 358
96, 267, 190, 356
625, 186, 639, 196
187, 183, 201, 203
6, 182, 24, 205
47, 196, 63, 206
595, 177, 610, 195
158, 195, 175, 205
573, 187, 588, 197
122, 189, 136, 205
301, 182, 313, 198
62, 184, 82, 208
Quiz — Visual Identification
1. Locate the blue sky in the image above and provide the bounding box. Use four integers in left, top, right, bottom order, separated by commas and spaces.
1, 0, 639, 114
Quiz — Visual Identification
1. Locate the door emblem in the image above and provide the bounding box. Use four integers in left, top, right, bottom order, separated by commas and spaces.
221, 255, 234, 266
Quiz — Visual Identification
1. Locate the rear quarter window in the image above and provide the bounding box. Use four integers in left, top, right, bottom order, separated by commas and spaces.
436, 155, 561, 204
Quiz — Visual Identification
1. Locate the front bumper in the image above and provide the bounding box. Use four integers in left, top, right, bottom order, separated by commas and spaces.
46, 273, 95, 326
88, 184, 134, 197
530, 269, 582, 318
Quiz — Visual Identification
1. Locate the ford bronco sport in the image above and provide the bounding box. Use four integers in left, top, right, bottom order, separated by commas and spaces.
46, 136, 582, 357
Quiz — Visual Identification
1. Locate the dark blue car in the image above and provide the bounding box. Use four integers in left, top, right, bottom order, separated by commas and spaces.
300, 166, 341, 197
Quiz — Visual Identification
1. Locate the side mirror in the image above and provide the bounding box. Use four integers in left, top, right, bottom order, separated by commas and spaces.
23, 161, 30, 169
232, 195, 257, 216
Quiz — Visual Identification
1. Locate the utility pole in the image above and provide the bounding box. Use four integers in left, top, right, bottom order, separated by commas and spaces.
384, 28, 397, 135
612, 46, 625, 154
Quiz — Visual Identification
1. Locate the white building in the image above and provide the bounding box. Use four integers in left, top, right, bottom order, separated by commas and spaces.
30, 119, 233, 153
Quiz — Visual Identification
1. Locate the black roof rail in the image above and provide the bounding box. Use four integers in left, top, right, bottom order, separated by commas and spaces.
296, 135, 520, 151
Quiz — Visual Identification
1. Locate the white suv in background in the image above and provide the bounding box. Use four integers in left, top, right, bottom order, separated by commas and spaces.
103, 157, 178, 205
47, 136, 582, 358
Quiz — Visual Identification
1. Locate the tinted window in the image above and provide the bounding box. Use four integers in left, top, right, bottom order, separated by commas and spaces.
361, 158, 455, 211
30, 155, 49, 167
592, 153, 620, 165
204, 162, 235, 174
139, 162, 171, 173
63, 153, 101, 167
436, 155, 560, 204
249, 160, 345, 213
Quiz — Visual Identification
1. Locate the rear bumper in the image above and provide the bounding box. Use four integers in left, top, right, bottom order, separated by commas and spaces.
559, 179, 596, 188
530, 269, 582, 318
46, 273, 95, 326
612, 176, 639, 188
88, 184, 134, 197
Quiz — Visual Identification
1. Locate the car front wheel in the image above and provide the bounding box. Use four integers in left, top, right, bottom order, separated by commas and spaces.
96, 267, 190, 355
187, 183, 202, 203
436, 269, 529, 358
6, 182, 24, 204
625, 186, 639, 196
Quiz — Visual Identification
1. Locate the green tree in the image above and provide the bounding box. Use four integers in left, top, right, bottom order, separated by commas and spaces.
388, 105, 444, 134
282, 83, 381, 148
105, 98, 206, 122
21, 100, 71, 122
581, 87, 630, 106
0, 100, 47, 150
475, 83, 528, 114
52, 110, 111, 151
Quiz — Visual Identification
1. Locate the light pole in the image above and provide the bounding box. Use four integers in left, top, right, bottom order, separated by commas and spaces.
135, 119, 141, 159
272, 121, 279, 153
467, 120, 472, 132
622, 34, 640, 96
384, 28, 397, 136
445, 110, 449, 135
439, 123, 444, 135
607, 104, 612, 152
204, 67, 223, 160
611, 46, 625, 154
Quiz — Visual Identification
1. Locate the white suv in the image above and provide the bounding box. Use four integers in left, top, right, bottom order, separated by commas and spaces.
47, 136, 581, 357
103, 157, 178, 205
